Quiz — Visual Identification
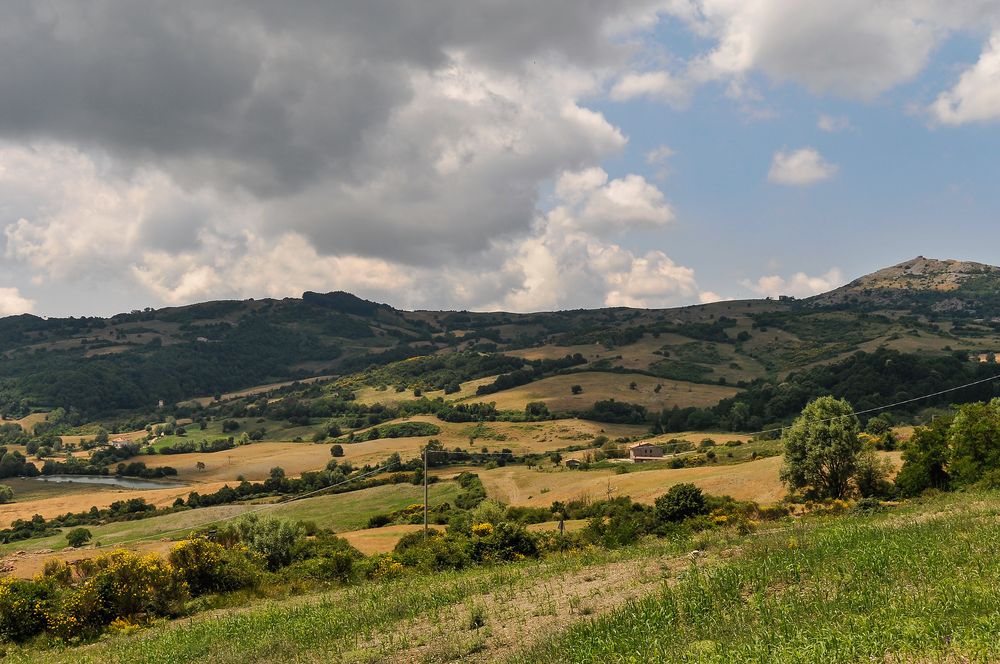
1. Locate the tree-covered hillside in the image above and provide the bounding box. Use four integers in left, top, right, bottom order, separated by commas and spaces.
5, 257, 1000, 420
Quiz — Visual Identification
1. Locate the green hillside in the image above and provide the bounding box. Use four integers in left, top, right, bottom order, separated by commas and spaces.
4, 257, 1000, 425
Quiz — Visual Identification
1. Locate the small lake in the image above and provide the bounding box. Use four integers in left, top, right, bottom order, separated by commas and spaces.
33, 475, 186, 490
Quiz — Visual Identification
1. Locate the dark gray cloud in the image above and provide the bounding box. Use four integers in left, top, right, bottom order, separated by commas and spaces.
0, 0, 662, 267
1, 1, 711, 315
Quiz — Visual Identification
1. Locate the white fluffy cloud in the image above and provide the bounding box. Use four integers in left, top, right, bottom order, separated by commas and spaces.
930, 31, 1000, 124
767, 147, 838, 186
0, 287, 34, 315
62, 159, 695, 312
610, 70, 691, 107
741, 268, 843, 298
665, 0, 1000, 99
497, 167, 696, 311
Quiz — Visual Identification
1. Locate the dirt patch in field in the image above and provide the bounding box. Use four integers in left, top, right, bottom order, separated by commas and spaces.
376, 549, 705, 663
339, 524, 424, 555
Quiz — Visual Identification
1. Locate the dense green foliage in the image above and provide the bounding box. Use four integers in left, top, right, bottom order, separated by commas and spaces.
896, 399, 1000, 496
654, 483, 708, 522
650, 348, 1000, 434
580, 399, 648, 424
780, 397, 864, 499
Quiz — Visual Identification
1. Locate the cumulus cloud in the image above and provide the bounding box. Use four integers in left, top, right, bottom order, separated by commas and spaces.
930, 31, 1000, 124
768, 147, 838, 186
660, 0, 1000, 114
741, 268, 843, 298
667, 1, 984, 99
493, 167, 696, 311
0, 287, 34, 315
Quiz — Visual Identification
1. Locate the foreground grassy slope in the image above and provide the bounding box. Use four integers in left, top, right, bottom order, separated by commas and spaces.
518, 493, 1000, 663
8, 493, 1000, 663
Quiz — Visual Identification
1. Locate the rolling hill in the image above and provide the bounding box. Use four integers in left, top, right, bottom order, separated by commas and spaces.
3, 256, 1000, 423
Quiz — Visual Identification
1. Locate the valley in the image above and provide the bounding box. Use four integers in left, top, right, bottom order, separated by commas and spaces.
3, 256, 1000, 661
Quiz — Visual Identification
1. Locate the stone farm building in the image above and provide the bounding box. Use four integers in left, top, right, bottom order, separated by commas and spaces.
629, 442, 664, 463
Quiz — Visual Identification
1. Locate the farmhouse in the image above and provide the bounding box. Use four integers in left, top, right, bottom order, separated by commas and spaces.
629, 442, 664, 463
565, 458, 583, 469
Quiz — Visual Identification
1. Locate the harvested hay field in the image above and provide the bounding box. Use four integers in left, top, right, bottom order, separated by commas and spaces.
0, 481, 229, 528
338, 524, 423, 555
479, 451, 903, 508
463, 371, 738, 412
119, 418, 645, 484
478, 457, 787, 507
353, 376, 499, 405
339, 519, 593, 556
186, 376, 334, 407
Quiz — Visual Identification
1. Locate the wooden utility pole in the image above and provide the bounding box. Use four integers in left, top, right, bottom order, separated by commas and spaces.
423, 447, 429, 539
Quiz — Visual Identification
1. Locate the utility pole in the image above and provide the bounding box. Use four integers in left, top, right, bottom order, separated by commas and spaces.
423, 446, 429, 539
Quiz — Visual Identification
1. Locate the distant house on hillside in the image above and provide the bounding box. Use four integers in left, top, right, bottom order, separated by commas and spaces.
565, 458, 583, 469
629, 442, 664, 463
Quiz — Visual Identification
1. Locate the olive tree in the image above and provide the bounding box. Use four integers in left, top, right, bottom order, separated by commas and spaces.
780, 396, 863, 499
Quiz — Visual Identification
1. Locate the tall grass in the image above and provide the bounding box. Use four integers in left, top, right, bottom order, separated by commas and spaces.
6, 532, 701, 663
514, 494, 1000, 663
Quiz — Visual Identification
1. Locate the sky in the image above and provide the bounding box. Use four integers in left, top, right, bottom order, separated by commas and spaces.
2, 1, 1000, 318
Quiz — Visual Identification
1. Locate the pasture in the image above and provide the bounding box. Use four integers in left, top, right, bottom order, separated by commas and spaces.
0, 480, 461, 578
462, 371, 738, 412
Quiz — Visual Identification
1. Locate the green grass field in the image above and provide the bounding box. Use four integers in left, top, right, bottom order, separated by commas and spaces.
7, 492, 1000, 663
517, 493, 1000, 663
0, 481, 461, 559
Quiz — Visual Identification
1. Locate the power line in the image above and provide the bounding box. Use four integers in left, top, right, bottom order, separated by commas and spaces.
76, 371, 1000, 550
734, 371, 1000, 440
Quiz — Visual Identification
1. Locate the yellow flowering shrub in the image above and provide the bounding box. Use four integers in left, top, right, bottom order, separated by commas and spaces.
370, 554, 405, 580
63, 549, 189, 629
0, 576, 52, 643
168, 538, 262, 596
471, 522, 494, 537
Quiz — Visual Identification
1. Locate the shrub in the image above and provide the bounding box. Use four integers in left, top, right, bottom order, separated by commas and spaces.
471, 522, 538, 562
330, 444, 344, 457
367, 554, 405, 580
854, 449, 895, 498
367, 513, 393, 528
654, 483, 708, 523
168, 538, 263, 595
66, 527, 93, 548
394, 531, 473, 571
281, 553, 356, 584
0, 577, 52, 643
470, 499, 506, 526
53, 550, 189, 636
0, 484, 13, 504
216, 515, 305, 571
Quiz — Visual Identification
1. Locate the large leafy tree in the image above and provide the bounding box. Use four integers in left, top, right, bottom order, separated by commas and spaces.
947, 399, 1000, 486
780, 396, 862, 499
894, 415, 952, 496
